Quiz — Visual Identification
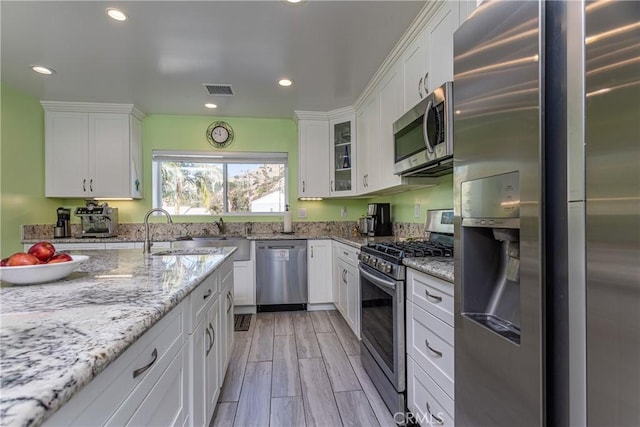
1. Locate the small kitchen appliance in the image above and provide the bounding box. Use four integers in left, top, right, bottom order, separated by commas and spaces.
365, 203, 392, 237
358, 209, 453, 416
74, 200, 119, 238
55, 207, 71, 238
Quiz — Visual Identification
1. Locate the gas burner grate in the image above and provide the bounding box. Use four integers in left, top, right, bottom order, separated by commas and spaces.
364, 240, 453, 260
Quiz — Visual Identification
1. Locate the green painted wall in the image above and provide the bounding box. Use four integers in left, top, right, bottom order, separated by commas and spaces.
0, 85, 65, 257
104, 114, 368, 224
369, 174, 454, 223
0, 85, 453, 258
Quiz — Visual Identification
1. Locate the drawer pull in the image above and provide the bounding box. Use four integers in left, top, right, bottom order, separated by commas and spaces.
205, 327, 212, 355
343, 251, 349, 256
425, 289, 443, 303
133, 348, 158, 379
425, 339, 443, 357
227, 292, 232, 313
426, 402, 444, 425
203, 289, 212, 300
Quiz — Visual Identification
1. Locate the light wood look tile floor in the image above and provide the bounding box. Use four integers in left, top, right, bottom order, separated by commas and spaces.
213, 310, 397, 427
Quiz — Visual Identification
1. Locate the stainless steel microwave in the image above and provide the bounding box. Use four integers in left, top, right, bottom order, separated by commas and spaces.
393, 81, 453, 176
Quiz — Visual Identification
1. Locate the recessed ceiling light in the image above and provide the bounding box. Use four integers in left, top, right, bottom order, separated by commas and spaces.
31, 65, 55, 75
287, 0, 302, 3
106, 8, 127, 21
205, 103, 218, 109
278, 78, 293, 87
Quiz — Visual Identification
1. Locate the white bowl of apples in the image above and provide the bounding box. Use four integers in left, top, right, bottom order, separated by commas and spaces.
0, 242, 89, 285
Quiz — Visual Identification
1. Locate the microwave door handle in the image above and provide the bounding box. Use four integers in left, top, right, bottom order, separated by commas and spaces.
423, 100, 434, 154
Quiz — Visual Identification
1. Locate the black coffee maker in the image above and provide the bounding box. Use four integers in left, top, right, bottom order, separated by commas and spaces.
54, 207, 71, 238
365, 203, 392, 237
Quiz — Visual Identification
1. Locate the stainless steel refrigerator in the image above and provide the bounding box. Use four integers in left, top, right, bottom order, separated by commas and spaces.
453, 1, 639, 426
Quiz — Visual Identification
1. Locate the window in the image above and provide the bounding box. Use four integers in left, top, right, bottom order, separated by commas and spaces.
152, 150, 288, 215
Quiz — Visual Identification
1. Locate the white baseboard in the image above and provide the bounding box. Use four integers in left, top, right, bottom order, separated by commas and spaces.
307, 303, 337, 312
234, 305, 257, 314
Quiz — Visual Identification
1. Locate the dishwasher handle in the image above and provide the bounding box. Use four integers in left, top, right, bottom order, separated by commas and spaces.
267, 245, 295, 249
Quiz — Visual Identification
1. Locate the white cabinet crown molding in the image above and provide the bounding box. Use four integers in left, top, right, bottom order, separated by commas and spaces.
294, 106, 355, 123
353, 1, 443, 111
40, 101, 146, 120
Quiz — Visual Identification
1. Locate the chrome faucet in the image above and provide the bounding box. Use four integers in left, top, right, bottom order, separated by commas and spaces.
213, 217, 225, 234
143, 208, 173, 254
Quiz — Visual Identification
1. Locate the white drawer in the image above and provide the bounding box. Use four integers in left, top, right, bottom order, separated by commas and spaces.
189, 273, 218, 332
407, 356, 455, 427
408, 268, 454, 327
46, 302, 185, 426
407, 302, 454, 398
334, 241, 359, 266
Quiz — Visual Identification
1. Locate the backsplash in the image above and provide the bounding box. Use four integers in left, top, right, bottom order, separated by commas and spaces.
23, 221, 426, 241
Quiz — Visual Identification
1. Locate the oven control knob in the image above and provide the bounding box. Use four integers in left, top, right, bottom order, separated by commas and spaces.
383, 263, 392, 274
361, 254, 370, 263
370, 258, 378, 267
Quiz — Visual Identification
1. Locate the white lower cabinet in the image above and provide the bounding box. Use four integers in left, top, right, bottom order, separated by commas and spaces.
308, 240, 333, 304
44, 256, 234, 427
406, 267, 455, 427
45, 301, 187, 426
232, 260, 254, 306
332, 241, 360, 337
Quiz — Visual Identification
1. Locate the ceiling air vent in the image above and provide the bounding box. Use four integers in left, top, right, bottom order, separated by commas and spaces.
203, 84, 234, 96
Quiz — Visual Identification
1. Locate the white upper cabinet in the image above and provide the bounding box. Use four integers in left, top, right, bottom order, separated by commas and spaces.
296, 118, 330, 198
356, 94, 381, 194
459, 0, 479, 25
402, 34, 429, 112
378, 63, 405, 189
42, 102, 144, 199
425, 2, 460, 93
329, 113, 356, 196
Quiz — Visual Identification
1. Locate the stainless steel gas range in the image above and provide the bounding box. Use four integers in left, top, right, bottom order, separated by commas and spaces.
358, 210, 453, 419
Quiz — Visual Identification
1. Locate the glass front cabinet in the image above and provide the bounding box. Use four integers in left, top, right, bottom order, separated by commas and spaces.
329, 115, 356, 196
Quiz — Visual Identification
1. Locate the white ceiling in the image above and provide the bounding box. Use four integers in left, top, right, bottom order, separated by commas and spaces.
1, 1, 425, 119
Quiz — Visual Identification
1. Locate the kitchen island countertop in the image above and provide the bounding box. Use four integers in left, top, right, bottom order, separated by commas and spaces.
0, 247, 235, 427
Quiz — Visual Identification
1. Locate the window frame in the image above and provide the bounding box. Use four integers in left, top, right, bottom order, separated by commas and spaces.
152, 150, 289, 216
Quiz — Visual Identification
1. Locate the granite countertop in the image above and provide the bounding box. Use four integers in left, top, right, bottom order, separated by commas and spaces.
403, 257, 454, 283
23, 234, 401, 250
0, 248, 235, 427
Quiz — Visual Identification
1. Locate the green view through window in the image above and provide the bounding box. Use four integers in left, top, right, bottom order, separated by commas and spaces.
152, 151, 288, 215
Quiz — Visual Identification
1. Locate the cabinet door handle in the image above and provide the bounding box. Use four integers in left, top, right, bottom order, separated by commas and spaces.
227, 292, 232, 313
425, 339, 443, 357
331, 180, 334, 192
83, 179, 86, 192
418, 76, 423, 98
310, 246, 314, 258
203, 289, 212, 300
89, 179, 93, 192
209, 323, 216, 346
426, 402, 444, 425
425, 289, 443, 303
423, 72, 429, 94
205, 327, 212, 356
302, 181, 306, 192
133, 348, 158, 378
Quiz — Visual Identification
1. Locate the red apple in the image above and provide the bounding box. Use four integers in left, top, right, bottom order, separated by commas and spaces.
7, 252, 41, 266
0, 258, 9, 267
28, 241, 56, 262
47, 253, 73, 264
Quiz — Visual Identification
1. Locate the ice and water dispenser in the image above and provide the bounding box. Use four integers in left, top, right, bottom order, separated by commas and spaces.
460, 171, 521, 344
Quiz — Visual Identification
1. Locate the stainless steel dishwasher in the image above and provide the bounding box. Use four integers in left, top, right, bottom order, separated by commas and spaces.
255, 240, 307, 312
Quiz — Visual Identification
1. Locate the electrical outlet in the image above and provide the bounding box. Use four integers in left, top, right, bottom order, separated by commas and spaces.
414, 203, 421, 218
297, 208, 308, 219
341, 207, 347, 218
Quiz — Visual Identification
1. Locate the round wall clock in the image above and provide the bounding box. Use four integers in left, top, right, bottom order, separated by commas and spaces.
206, 121, 234, 148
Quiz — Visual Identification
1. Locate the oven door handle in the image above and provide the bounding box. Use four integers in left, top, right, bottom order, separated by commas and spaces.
358, 263, 398, 293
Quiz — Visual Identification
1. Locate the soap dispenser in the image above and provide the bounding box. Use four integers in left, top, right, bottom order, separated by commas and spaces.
283, 204, 292, 233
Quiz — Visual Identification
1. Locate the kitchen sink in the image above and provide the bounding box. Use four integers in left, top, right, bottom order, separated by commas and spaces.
171, 237, 250, 261
152, 248, 226, 256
